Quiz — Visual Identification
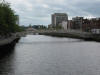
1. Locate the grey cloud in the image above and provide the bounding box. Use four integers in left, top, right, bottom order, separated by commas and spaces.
6, 0, 100, 25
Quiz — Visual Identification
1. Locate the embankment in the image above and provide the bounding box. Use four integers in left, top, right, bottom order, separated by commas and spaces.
39, 31, 100, 42
0, 36, 20, 58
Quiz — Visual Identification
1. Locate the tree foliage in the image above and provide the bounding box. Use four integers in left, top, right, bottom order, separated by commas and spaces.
0, 2, 21, 35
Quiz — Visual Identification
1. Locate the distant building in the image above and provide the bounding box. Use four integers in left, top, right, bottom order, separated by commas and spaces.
62, 21, 68, 30
15, 15, 19, 25
32, 25, 47, 29
90, 18, 100, 29
67, 20, 73, 30
51, 13, 68, 27
72, 17, 83, 31
82, 19, 91, 32
82, 18, 100, 32
48, 24, 53, 29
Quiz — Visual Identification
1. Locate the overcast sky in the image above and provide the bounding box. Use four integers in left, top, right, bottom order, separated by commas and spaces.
6, 0, 100, 26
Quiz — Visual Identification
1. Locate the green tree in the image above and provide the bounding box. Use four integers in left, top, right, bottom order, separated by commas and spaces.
0, 2, 21, 35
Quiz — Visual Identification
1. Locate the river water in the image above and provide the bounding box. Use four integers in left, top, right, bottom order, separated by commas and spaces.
0, 35, 100, 75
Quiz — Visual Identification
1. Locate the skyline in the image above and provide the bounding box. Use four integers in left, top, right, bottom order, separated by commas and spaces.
6, 0, 100, 26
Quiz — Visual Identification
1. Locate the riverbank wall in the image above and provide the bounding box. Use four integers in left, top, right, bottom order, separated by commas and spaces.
0, 32, 25, 58
0, 37, 20, 59
39, 31, 100, 42
0, 32, 26, 47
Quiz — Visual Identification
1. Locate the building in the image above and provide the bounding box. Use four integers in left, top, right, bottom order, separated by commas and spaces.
51, 13, 68, 27
72, 17, 83, 31
82, 18, 100, 32
15, 15, 19, 25
32, 25, 47, 30
67, 20, 73, 30
62, 21, 68, 30
72, 17, 100, 32
48, 24, 53, 29
90, 18, 100, 29
82, 19, 91, 32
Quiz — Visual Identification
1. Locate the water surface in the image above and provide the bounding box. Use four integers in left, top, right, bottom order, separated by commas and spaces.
0, 35, 100, 75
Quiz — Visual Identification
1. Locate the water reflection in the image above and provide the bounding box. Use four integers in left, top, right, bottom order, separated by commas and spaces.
0, 45, 16, 75
0, 35, 100, 75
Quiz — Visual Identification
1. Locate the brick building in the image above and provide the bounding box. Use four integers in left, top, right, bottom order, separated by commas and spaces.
67, 20, 73, 30
82, 18, 100, 32
68, 17, 100, 32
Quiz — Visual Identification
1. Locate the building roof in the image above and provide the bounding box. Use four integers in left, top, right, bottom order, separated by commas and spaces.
53, 13, 68, 16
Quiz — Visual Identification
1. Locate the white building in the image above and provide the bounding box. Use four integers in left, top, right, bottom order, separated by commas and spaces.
62, 21, 68, 30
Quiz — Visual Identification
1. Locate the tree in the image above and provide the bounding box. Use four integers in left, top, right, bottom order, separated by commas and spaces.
0, 2, 21, 35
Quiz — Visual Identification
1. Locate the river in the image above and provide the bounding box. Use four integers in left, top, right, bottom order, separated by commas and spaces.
0, 35, 100, 75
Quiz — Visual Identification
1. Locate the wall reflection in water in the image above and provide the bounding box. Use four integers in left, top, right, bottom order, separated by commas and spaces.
0, 39, 19, 75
